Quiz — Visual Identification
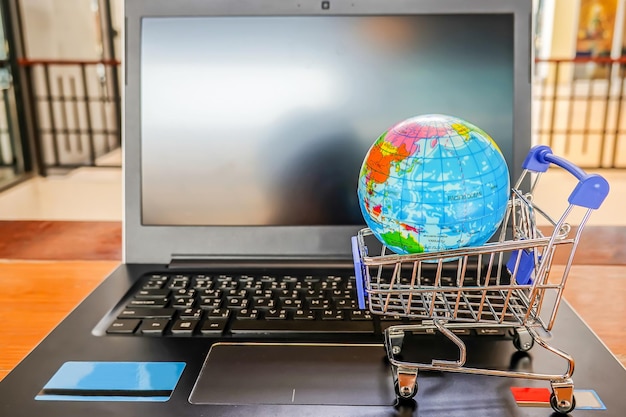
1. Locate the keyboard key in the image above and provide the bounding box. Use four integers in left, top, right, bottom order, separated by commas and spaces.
321, 309, 344, 320
142, 278, 166, 289
226, 297, 249, 309
336, 298, 357, 310
148, 274, 167, 281
193, 279, 213, 290
217, 281, 237, 290
199, 298, 222, 309
237, 275, 255, 283
128, 298, 168, 308
142, 283, 163, 290
230, 320, 374, 334
308, 299, 331, 309
170, 319, 199, 335
252, 297, 277, 309
135, 288, 170, 299
200, 319, 228, 335
180, 308, 203, 320
139, 319, 169, 335
349, 310, 373, 321
199, 298, 222, 310
280, 298, 302, 309
226, 289, 248, 298
302, 289, 324, 298
216, 275, 233, 281
199, 289, 222, 299
236, 308, 260, 320
173, 288, 196, 297
269, 283, 290, 291
293, 309, 316, 320
206, 308, 230, 319
241, 281, 263, 290
118, 307, 176, 319
107, 319, 140, 334
169, 277, 190, 289
264, 309, 288, 320
172, 297, 195, 309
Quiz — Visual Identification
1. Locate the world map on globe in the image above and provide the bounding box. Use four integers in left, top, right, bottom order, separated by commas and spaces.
357, 114, 510, 255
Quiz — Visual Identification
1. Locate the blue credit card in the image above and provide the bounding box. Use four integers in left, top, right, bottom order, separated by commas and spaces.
36, 361, 186, 402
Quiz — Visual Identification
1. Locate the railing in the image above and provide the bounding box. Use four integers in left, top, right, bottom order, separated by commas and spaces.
0, 59, 21, 183
8, 57, 625, 173
18, 58, 121, 174
534, 57, 626, 169
0, 85, 13, 166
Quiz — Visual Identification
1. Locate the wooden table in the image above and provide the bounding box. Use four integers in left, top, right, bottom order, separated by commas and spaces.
0, 260, 119, 381
0, 221, 122, 381
0, 221, 625, 382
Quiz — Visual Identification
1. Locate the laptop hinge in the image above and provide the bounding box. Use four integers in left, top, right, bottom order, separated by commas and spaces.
168, 255, 353, 270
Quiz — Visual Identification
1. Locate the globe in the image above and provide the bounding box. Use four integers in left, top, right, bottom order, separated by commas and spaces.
357, 114, 510, 255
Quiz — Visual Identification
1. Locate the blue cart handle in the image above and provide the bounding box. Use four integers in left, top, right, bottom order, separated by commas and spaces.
351, 236, 366, 310
522, 145, 610, 209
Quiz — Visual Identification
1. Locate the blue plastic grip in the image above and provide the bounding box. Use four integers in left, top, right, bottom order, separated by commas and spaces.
523, 145, 583, 177
506, 249, 535, 285
522, 145, 610, 209
351, 235, 366, 310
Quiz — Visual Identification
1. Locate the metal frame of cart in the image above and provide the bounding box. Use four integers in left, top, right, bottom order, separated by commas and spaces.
352, 145, 610, 414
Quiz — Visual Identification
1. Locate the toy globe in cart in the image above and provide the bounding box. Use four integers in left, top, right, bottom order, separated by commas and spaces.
352, 144, 609, 415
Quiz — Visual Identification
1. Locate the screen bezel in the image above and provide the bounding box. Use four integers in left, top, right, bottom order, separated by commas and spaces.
124, 0, 532, 264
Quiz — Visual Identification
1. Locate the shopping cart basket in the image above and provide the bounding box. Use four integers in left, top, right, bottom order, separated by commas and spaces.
352, 145, 609, 414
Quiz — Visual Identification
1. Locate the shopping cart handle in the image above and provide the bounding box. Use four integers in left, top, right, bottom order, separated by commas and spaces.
522, 145, 610, 209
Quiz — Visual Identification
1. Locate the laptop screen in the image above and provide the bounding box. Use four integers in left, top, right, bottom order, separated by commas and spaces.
140, 14, 514, 227
125, 0, 531, 263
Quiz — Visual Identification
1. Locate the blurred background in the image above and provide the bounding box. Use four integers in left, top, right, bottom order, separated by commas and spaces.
0, 0, 624, 224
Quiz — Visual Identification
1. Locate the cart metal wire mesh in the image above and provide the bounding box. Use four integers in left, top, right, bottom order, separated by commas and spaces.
352, 145, 610, 414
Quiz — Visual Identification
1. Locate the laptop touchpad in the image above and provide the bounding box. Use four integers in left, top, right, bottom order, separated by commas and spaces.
189, 343, 395, 406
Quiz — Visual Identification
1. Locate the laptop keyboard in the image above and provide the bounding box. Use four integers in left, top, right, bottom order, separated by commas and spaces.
106, 271, 377, 337
105, 270, 512, 337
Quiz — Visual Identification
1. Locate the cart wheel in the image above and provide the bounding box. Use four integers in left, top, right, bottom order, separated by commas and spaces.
512, 328, 534, 352
394, 379, 418, 399
394, 397, 417, 417
550, 392, 576, 414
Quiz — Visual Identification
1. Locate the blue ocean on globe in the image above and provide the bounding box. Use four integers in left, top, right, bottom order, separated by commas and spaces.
357, 114, 510, 255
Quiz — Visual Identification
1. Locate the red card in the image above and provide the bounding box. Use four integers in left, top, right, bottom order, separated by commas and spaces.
510, 387, 551, 406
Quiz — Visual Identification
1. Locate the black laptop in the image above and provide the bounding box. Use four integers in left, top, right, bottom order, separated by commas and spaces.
11, 0, 613, 416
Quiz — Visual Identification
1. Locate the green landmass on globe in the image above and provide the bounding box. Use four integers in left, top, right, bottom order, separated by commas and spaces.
357, 114, 510, 255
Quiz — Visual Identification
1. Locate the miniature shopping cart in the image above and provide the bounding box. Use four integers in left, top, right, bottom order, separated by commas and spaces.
352, 145, 609, 414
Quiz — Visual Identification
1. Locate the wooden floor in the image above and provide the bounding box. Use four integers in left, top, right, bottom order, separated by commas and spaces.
0, 221, 122, 260
0, 220, 624, 382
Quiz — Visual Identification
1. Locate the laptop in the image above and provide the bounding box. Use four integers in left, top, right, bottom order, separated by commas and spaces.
0, 0, 537, 415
